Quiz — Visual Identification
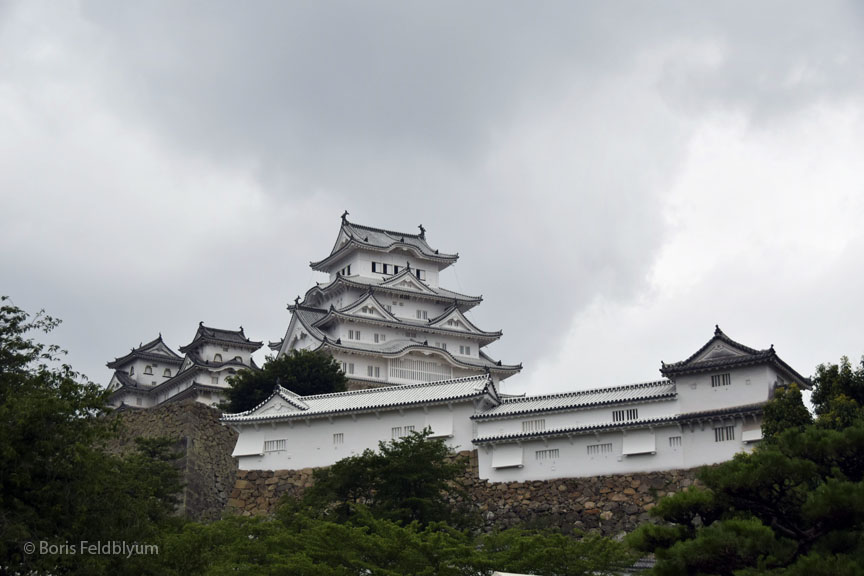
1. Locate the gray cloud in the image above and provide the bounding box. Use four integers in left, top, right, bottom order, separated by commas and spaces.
1, 0, 863, 388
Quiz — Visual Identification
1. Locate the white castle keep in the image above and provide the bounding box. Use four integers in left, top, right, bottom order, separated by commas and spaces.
270, 211, 521, 388
222, 215, 811, 481
106, 324, 262, 409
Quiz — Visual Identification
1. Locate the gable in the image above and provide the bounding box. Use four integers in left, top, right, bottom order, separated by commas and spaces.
429, 307, 488, 334
380, 269, 436, 294
254, 394, 306, 417
338, 292, 400, 322
692, 339, 750, 363
285, 317, 315, 352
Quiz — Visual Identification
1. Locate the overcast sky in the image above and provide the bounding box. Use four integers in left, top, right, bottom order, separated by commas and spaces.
2, 1, 863, 395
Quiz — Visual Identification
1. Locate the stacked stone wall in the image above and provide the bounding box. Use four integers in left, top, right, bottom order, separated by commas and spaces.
226, 451, 699, 535
104, 401, 238, 521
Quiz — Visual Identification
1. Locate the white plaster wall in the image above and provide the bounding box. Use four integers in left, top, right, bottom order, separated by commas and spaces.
124, 359, 175, 386
679, 416, 758, 468
234, 401, 477, 470
474, 399, 678, 440
327, 250, 442, 288
196, 343, 252, 365
675, 365, 774, 414
477, 422, 756, 481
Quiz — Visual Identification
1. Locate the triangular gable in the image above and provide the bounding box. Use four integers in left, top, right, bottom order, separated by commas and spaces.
429, 306, 489, 334
253, 392, 308, 417
678, 326, 764, 367
283, 314, 320, 353
380, 268, 437, 294
692, 339, 750, 363
338, 292, 400, 322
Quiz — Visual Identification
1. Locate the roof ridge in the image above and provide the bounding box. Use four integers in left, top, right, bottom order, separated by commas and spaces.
301, 373, 491, 400
313, 276, 482, 302
345, 220, 423, 240
501, 379, 672, 404
473, 415, 680, 443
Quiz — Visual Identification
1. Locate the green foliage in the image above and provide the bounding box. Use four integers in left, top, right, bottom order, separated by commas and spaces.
811, 356, 864, 427
222, 350, 347, 413
762, 383, 813, 442
301, 429, 472, 528
629, 354, 864, 575
478, 528, 634, 576
0, 297, 182, 575
151, 507, 630, 576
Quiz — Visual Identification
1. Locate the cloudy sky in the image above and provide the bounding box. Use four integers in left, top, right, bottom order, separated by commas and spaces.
2, 1, 863, 395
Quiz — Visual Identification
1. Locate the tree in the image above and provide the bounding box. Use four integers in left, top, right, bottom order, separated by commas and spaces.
300, 429, 473, 528
761, 383, 812, 442
0, 297, 182, 575
222, 350, 347, 413
628, 355, 864, 575
811, 356, 864, 429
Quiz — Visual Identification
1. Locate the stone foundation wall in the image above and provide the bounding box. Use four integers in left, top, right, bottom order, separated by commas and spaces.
104, 401, 238, 521
227, 452, 699, 535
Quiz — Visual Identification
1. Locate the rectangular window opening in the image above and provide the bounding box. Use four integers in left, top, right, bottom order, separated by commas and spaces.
521, 419, 546, 433
587, 443, 613, 456
714, 425, 736, 442
535, 448, 560, 461
711, 373, 732, 387
264, 439, 287, 452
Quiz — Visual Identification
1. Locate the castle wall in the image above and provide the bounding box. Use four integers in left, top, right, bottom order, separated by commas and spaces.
226, 452, 701, 536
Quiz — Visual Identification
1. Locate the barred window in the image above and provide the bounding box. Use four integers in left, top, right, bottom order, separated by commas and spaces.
264, 439, 286, 452
714, 426, 735, 442
535, 449, 559, 461
522, 419, 546, 433
333, 433, 344, 445
587, 443, 613, 456
711, 373, 732, 387
669, 436, 682, 448
613, 408, 638, 422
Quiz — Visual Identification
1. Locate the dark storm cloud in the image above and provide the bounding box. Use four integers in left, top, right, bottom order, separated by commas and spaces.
2, 0, 863, 387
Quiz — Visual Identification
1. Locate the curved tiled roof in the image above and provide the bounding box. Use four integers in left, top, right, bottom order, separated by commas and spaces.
660, 326, 811, 387
311, 216, 458, 271
310, 306, 503, 345
472, 415, 681, 444
471, 380, 676, 420
222, 373, 496, 423
179, 322, 263, 353
314, 338, 522, 376
107, 334, 183, 369
303, 274, 482, 309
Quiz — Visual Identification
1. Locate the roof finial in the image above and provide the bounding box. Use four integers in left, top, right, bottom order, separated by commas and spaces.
418, 224, 426, 238
714, 324, 722, 336
294, 296, 300, 306
484, 366, 491, 375
341, 210, 349, 223
406, 261, 411, 271
239, 325, 244, 334
275, 378, 281, 391
199, 320, 204, 326
367, 285, 374, 295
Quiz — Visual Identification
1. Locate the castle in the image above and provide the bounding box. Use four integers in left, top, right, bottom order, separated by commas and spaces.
106, 324, 262, 409
108, 214, 811, 482
270, 211, 521, 388
221, 216, 810, 482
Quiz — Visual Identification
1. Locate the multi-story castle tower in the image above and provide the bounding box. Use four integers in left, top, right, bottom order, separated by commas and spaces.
107, 324, 262, 409
272, 213, 521, 388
